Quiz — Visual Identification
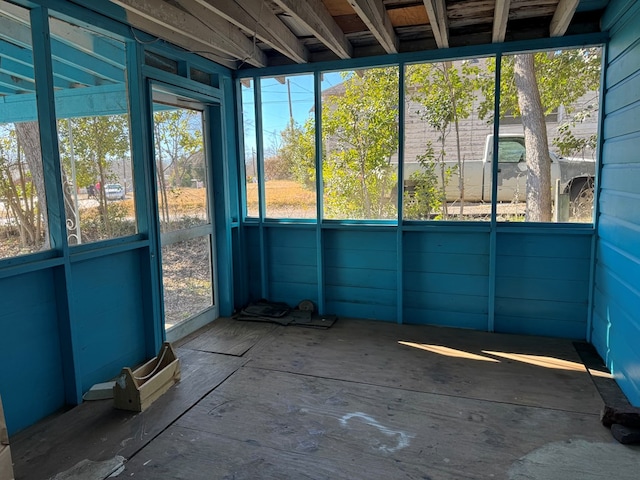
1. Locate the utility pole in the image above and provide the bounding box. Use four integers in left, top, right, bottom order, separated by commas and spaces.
287, 78, 293, 127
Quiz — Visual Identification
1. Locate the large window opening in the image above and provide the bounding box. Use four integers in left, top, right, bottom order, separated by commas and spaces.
321, 67, 399, 220
493, 48, 601, 223
0, 2, 48, 259
51, 16, 136, 245
403, 57, 494, 221
239, 46, 601, 225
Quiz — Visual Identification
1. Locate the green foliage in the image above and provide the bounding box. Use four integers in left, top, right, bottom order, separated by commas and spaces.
406, 61, 478, 216
58, 115, 130, 188
553, 106, 598, 158
79, 202, 135, 242
407, 61, 479, 133
404, 143, 446, 220
153, 109, 204, 187
477, 48, 601, 122
279, 120, 316, 189
321, 67, 399, 219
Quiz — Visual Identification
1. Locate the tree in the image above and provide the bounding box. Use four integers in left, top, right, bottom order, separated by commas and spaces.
407, 61, 479, 217
0, 125, 41, 249
321, 68, 399, 219
153, 109, 203, 225
403, 143, 443, 220
514, 54, 552, 221
58, 115, 130, 238
279, 120, 316, 189
478, 48, 601, 220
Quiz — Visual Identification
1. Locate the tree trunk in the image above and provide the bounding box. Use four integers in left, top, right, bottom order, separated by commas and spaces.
513, 54, 552, 222
15, 122, 50, 248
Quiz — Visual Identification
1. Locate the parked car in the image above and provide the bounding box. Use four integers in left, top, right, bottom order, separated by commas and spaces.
104, 183, 125, 201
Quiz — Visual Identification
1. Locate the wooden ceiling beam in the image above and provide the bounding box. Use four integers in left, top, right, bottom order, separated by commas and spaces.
423, 0, 449, 48
125, 13, 238, 69
347, 0, 398, 54
109, 0, 267, 67
550, 0, 580, 37
492, 0, 511, 43
273, 0, 353, 59
189, 0, 308, 64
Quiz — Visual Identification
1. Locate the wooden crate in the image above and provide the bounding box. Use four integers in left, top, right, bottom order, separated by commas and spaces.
113, 342, 181, 412
0, 395, 14, 480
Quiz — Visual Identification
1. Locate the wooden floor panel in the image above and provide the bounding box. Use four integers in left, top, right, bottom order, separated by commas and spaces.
246, 319, 603, 413
11, 318, 638, 480
180, 316, 278, 356
157, 366, 610, 479
11, 350, 246, 480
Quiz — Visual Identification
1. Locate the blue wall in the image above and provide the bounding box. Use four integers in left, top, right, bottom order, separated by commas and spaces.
0, 0, 238, 435
244, 224, 594, 338
0, 269, 66, 434
593, 0, 640, 406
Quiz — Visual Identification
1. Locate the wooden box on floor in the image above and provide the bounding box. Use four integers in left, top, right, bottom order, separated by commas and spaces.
0, 395, 14, 480
113, 342, 181, 412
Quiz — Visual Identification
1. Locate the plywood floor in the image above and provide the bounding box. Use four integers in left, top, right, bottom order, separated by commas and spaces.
10, 317, 640, 479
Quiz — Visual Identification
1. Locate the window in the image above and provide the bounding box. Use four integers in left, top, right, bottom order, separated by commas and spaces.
497, 48, 601, 223
240, 45, 601, 225
403, 57, 494, 222
240, 79, 259, 218
321, 67, 399, 220
0, 2, 49, 259
51, 16, 136, 244
260, 74, 316, 219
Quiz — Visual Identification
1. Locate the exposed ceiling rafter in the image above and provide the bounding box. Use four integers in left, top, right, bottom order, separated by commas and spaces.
492, 0, 511, 43
348, 0, 398, 54
125, 12, 238, 70
109, 0, 267, 67
189, 0, 308, 64
423, 0, 449, 49
273, 0, 353, 60
550, 0, 581, 37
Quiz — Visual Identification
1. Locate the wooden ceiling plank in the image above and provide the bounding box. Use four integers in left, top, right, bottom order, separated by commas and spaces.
492, 0, 512, 43
347, 0, 399, 53
273, 0, 353, 59
126, 12, 238, 69
190, 0, 308, 64
550, 0, 580, 37
109, 0, 267, 67
422, 0, 449, 48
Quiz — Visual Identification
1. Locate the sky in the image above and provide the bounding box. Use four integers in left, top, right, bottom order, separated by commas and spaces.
241, 71, 343, 159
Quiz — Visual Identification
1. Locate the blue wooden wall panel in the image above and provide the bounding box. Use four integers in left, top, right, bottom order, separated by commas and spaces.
323, 230, 397, 320
0, 270, 65, 434
494, 316, 588, 339
325, 266, 396, 289
265, 227, 318, 306
70, 251, 147, 393
243, 226, 262, 300
495, 233, 591, 338
403, 308, 488, 330
601, 131, 640, 164
404, 231, 489, 255
606, 70, 640, 114
594, 0, 640, 405
402, 231, 490, 329
269, 281, 318, 306
600, 164, 640, 194
404, 291, 487, 313
325, 300, 397, 322
404, 271, 489, 295
599, 190, 640, 224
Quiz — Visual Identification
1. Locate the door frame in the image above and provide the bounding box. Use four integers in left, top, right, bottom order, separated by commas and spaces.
147, 80, 222, 342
